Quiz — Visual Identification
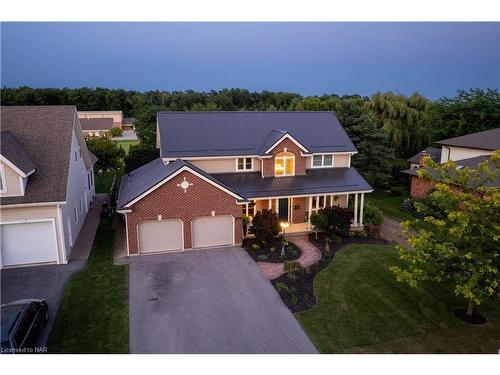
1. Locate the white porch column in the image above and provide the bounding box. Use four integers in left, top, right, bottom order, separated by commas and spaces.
308, 196, 313, 223
330, 194, 334, 207
268, 199, 272, 210
245, 203, 249, 216
354, 193, 358, 226
275, 199, 279, 214
360, 193, 364, 226
346, 193, 349, 207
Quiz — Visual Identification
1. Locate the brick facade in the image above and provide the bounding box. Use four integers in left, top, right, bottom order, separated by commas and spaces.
291, 197, 306, 223
409, 176, 435, 200
126, 170, 243, 254
262, 138, 307, 177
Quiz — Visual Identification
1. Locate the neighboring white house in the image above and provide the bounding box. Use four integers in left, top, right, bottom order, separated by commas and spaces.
0, 106, 97, 268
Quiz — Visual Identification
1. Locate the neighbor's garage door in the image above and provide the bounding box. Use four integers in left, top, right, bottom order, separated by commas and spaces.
1, 221, 59, 267
192, 216, 233, 249
138, 220, 183, 253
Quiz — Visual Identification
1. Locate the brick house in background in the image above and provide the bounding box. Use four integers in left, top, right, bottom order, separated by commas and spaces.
402, 127, 500, 199
117, 111, 373, 256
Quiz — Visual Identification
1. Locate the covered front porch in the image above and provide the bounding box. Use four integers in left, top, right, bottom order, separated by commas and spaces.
242, 192, 368, 235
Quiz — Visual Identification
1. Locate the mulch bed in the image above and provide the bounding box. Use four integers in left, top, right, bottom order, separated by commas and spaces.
272, 232, 387, 313
453, 308, 488, 325
242, 238, 302, 263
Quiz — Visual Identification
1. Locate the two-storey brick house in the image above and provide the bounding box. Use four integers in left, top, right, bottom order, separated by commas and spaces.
117, 111, 373, 255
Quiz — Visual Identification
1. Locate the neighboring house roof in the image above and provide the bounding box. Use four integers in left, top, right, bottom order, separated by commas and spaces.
158, 111, 357, 158
1, 131, 36, 176
213, 168, 372, 199
79, 118, 114, 131
122, 117, 135, 124
401, 155, 499, 188
117, 158, 244, 209
435, 128, 500, 151
407, 147, 442, 164
1, 106, 91, 205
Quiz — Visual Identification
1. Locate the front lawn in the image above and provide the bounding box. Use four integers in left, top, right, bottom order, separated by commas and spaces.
366, 190, 413, 222
113, 140, 139, 154
47, 217, 129, 353
295, 244, 500, 353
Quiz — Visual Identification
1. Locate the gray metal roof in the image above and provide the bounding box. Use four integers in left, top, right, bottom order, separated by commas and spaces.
79, 118, 114, 131
117, 158, 243, 209
212, 168, 372, 198
435, 128, 500, 151
1, 106, 91, 205
0, 131, 36, 175
407, 147, 442, 164
158, 111, 357, 158
401, 154, 499, 188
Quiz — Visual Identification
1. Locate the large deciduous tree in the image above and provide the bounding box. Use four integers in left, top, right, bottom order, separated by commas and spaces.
368, 91, 428, 158
391, 151, 500, 319
86, 138, 125, 176
425, 88, 500, 143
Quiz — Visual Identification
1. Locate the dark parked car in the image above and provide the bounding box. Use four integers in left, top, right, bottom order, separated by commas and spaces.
1, 299, 49, 352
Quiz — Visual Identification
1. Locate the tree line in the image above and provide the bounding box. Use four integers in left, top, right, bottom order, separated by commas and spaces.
2, 86, 498, 188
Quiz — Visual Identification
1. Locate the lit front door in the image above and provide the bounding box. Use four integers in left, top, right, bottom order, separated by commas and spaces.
278, 198, 289, 221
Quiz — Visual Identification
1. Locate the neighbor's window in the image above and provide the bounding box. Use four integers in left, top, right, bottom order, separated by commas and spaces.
312, 154, 333, 167
237, 158, 253, 171
0, 166, 4, 192
275, 152, 295, 176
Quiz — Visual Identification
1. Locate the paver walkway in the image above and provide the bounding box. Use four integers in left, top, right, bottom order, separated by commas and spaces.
379, 215, 409, 246
257, 235, 322, 280
69, 194, 106, 261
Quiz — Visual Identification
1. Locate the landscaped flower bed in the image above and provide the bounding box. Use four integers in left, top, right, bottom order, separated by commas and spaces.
242, 238, 302, 263
272, 233, 387, 313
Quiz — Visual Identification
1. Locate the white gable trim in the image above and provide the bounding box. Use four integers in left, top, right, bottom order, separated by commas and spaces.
264, 133, 310, 154
124, 165, 244, 208
0, 154, 35, 178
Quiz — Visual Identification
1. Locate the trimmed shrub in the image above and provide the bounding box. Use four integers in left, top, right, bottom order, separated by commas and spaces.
284, 260, 303, 274
252, 209, 280, 243
251, 243, 261, 251
109, 127, 123, 137
364, 201, 384, 226
257, 255, 268, 261
310, 212, 328, 238
319, 206, 353, 237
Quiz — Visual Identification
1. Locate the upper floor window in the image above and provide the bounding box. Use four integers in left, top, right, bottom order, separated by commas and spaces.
312, 154, 333, 167
275, 152, 295, 176
0, 165, 5, 192
237, 158, 253, 171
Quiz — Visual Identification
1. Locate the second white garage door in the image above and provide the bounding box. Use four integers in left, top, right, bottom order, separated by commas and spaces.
138, 220, 183, 253
1, 221, 59, 268
192, 216, 234, 249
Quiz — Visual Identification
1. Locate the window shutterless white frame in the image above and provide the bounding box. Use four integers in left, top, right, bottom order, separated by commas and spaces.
311, 154, 334, 168
0, 164, 6, 193
236, 157, 253, 171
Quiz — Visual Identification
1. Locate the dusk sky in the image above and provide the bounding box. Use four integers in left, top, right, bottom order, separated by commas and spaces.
1, 22, 499, 98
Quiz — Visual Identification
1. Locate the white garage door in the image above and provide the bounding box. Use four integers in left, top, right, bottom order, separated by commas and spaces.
192, 216, 233, 249
1, 221, 59, 267
138, 220, 183, 253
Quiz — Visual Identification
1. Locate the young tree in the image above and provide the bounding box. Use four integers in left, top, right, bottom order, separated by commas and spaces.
391, 151, 500, 319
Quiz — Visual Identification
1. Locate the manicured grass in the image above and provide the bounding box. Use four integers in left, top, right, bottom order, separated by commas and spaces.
366, 190, 413, 222
113, 140, 139, 154
47, 218, 129, 353
295, 244, 500, 353
95, 167, 125, 194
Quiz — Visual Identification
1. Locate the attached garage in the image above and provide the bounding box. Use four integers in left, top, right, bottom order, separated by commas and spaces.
192, 216, 234, 249
1, 220, 59, 267
138, 219, 183, 254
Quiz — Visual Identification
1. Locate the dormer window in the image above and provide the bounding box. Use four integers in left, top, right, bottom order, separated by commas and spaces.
237, 158, 253, 171
275, 151, 295, 176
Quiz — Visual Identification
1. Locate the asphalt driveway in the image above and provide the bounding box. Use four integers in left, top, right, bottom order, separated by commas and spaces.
1, 260, 86, 348
129, 247, 318, 353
